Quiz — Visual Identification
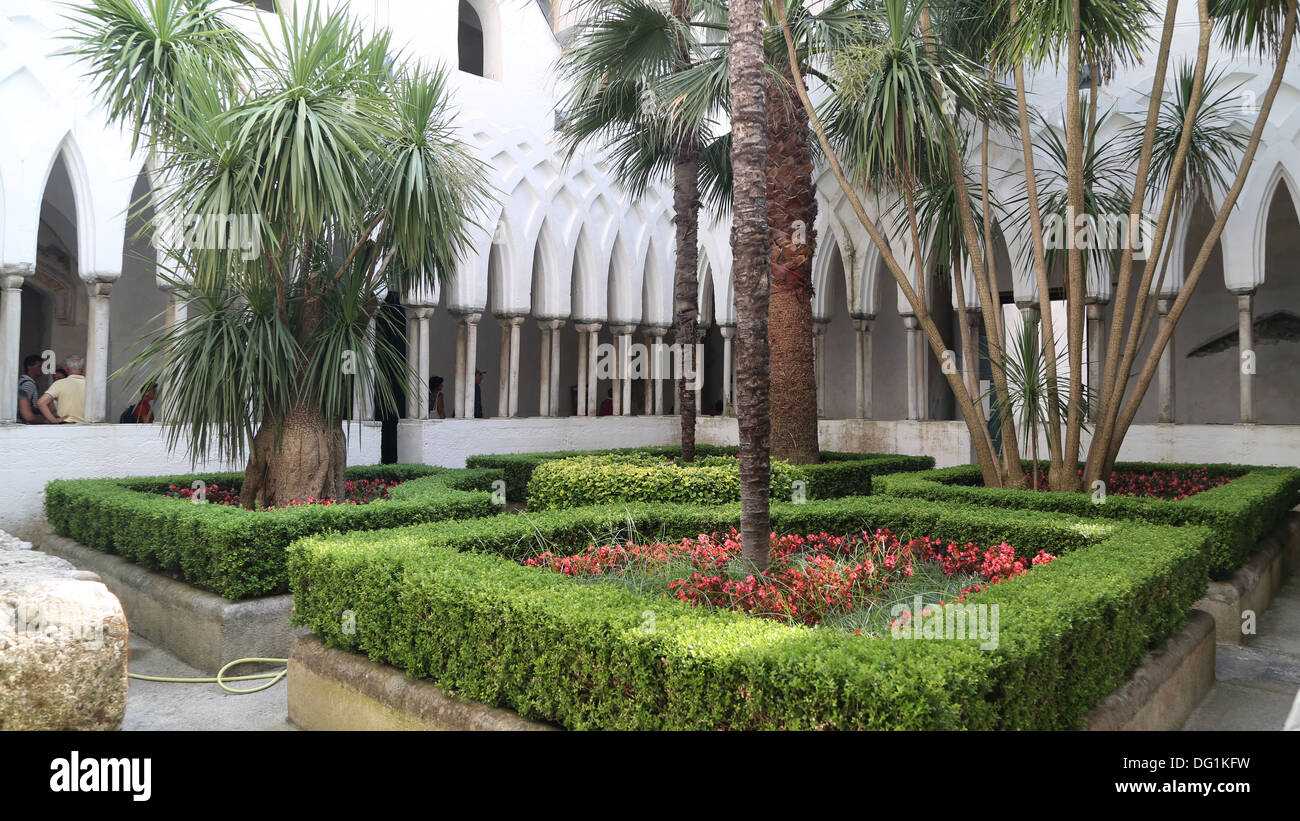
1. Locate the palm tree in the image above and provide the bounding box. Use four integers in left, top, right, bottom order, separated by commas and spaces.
729, 0, 772, 569
65, 0, 489, 507
555, 0, 728, 462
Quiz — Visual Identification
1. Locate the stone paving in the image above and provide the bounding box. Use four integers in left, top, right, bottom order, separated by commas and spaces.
124, 632, 296, 731
1184, 570, 1300, 731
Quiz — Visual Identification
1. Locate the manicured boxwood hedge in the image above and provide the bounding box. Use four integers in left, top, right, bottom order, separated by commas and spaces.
45, 464, 502, 600
874, 462, 1300, 578
288, 496, 1208, 730
467, 446, 934, 504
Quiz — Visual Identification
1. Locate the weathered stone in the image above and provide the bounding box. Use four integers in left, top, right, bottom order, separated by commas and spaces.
0, 530, 128, 730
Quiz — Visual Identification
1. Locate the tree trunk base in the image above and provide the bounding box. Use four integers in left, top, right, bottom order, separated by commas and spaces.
240, 404, 345, 509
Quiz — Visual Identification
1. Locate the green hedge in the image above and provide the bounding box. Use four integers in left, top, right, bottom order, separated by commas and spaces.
45, 465, 502, 600
289, 496, 1208, 730
468, 446, 934, 504
874, 462, 1300, 578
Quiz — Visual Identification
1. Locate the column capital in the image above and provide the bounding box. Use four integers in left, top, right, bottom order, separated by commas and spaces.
3, 274, 25, 291
497, 314, 527, 327
643, 325, 670, 338
1156, 297, 1173, 316
1, 263, 34, 280
608, 323, 637, 336
718, 325, 736, 340
574, 321, 600, 333
85, 280, 114, 299
853, 317, 873, 333
455, 311, 482, 326
902, 315, 920, 331
1231, 288, 1257, 299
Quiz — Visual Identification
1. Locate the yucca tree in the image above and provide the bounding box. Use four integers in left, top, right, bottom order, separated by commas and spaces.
65, 0, 489, 507
785, 0, 1294, 492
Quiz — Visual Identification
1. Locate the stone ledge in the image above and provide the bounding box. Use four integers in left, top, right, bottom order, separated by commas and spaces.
1083, 609, 1216, 731
35, 528, 306, 675
1194, 510, 1300, 645
0, 530, 127, 730
288, 634, 553, 731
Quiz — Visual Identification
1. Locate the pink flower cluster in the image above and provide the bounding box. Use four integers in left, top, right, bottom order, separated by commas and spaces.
526, 528, 1054, 626
165, 478, 399, 507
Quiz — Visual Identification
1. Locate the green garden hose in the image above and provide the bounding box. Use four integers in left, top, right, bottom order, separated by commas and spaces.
128, 658, 289, 694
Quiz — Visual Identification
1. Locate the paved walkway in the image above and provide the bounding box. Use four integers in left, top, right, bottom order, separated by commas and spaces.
1183, 569, 1300, 730
124, 633, 296, 731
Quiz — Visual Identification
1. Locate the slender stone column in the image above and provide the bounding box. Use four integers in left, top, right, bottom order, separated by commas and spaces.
813, 321, 829, 418
453, 318, 466, 418
578, 323, 601, 416
1237, 291, 1255, 424
853, 317, 873, 419
84, 279, 114, 423
642, 330, 654, 417
650, 328, 667, 415
461, 313, 481, 418
609, 324, 637, 416
694, 327, 706, 417
498, 320, 511, 418
406, 308, 422, 420
719, 326, 735, 416
574, 324, 588, 416
539, 322, 553, 417
550, 319, 564, 416
507, 316, 523, 418
1086, 301, 1105, 423
416, 309, 432, 420
903, 315, 921, 420
0, 271, 28, 424
1156, 298, 1175, 423
351, 317, 376, 422
159, 285, 190, 423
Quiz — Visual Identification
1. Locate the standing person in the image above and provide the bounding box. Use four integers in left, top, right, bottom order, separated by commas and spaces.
474, 369, 485, 419
17, 354, 45, 424
429, 376, 446, 420
38, 355, 87, 424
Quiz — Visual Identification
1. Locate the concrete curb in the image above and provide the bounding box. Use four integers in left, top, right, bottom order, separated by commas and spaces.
1194, 510, 1300, 645
35, 529, 306, 675
287, 634, 554, 731
1083, 609, 1216, 731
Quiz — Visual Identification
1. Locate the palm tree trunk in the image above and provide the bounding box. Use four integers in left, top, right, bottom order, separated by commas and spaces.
767, 60, 819, 464
729, 0, 772, 569
671, 0, 700, 462
673, 142, 701, 461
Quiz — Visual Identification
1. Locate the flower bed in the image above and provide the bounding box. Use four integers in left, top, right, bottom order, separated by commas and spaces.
1030, 467, 1232, 500
163, 477, 403, 507
467, 447, 935, 504
527, 527, 1055, 629
874, 462, 1300, 578
44, 464, 502, 600
288, 495, 1210, 730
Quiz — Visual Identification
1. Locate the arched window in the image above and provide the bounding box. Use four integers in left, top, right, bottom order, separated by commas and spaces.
459, 0, 485, 77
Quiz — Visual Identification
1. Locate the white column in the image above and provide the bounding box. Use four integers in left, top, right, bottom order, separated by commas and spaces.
498, 319, 511, 418
574, 324, 588, 416
550, 319, 564, 416
461, 313, 481, 418
651, 329, 667, 415
416, 309, 432, 420
406, 307, 422, 420
453, 317, 466, 418
84, 279, 113, 423
539, 321, 553, 417
610, 324, 636, 416
507, 316, 523, 418
1, 271, 28, 424
1086, 301, 1105, 423
694, 327, 706, 417
585, 323, 598, 415
1238, 291, 1255, 424
853, 317, 873, 419
1156, 298, 1175, 423
813, 320, 829, 418
903, 315, 920, 421
719, 325, 735, 417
